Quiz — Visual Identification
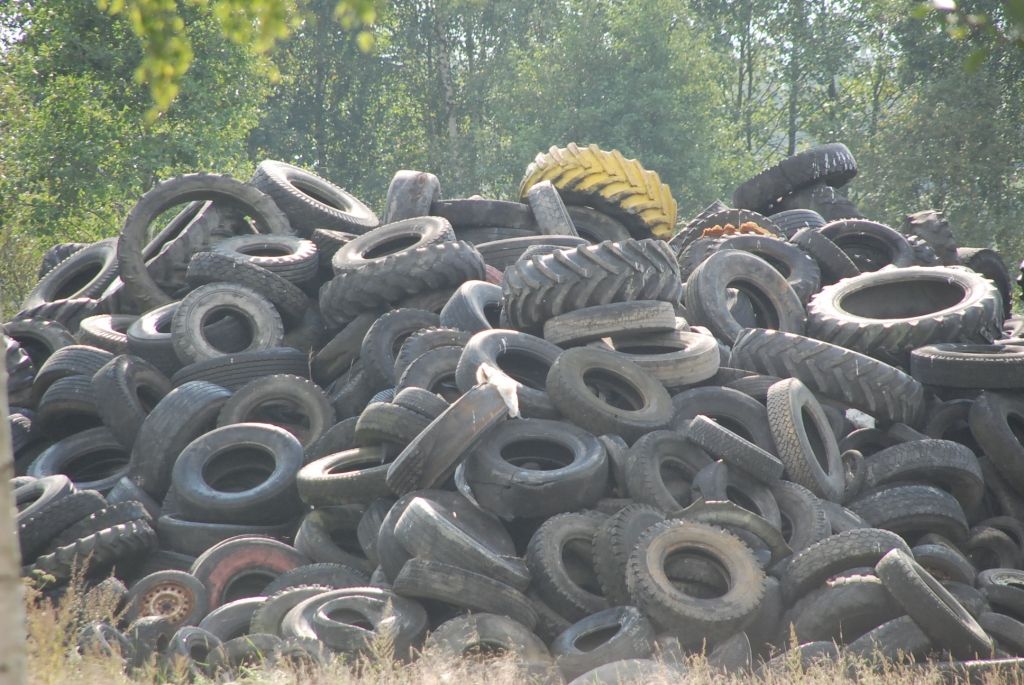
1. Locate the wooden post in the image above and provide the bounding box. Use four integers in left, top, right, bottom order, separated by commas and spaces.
0, 366, 27, 685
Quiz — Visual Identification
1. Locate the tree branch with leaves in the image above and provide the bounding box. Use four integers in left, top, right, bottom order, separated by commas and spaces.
96, 0, 377, 121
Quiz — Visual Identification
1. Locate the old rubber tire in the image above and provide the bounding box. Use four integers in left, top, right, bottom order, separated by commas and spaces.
190, 537, 307, 608
546, 347, 673, 443
911, 342, 1024, 389
216, 374, 333, 448
780, 528, 911, 603
211, 235, 318, 284
129, 381, 232, 498
456, 329, 562, 419
808, 266, 1002, 365
251, 159, 377, 235
383, 169, 440, 223
685, 250, 806, 345
732, 144, 857, 213
171, 283, 284, 364
23, 239, 119, 310
118, 173, 292, 312
969, 391, 1024, 496
501, 239, 682, 331
171, 423, 303, 525
627, 520, 765, 645
321, 221, 484, 327
519, 143, 677, 239
875, 548, 992, 659
551, 606, 655, 680
439, 280, 503, 333
819, 220, 914, 272
125, 570, 209, 628
463, 418, 608, 520
730, 328, 925, 426
91, 354, 172, 449
903, 210, 958, 266
766, 378, 845, 501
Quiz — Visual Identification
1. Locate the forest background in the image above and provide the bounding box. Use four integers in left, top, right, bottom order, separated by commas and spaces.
1, 0, 1022, 313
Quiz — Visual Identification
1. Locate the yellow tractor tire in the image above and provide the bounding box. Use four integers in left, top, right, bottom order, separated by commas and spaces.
518, 143, 677, 240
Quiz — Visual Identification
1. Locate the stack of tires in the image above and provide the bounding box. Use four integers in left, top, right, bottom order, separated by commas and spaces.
5, 144, 1024, 684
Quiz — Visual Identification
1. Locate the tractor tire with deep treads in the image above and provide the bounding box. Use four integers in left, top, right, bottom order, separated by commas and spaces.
519, 143, 677, 239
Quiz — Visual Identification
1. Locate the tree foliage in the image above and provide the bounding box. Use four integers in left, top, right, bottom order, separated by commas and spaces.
1, 0, 1022, 313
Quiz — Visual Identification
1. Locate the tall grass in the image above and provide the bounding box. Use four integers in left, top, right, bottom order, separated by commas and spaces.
24, 575, 1024, 685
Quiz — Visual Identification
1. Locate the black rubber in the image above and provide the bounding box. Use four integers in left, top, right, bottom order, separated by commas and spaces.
766, 378, 845, 501
23, 238, 119, 309
903, 210, 959, 266
320, 218, 484, 327
27, 426, 131, 493
383, 169, 440, 223
185, 250, 309, 326
359, 308, 441, 389
969, 391, 1024, 496
875, 548, 992, 658
118, 173, 292, 312
501, 239, 683, 331
130, 380, 232, 498
171, 422, 303, 525
627, 519, 765, 645
686, 249, 806, 344
91, 354, 172, 449
848, 484, 968, 545
526, 511, 609, 622
730, 328, 925, 426
456, 328, 563, 419
819, 219, 915, 272
779, 528, 912, 603
211, 235, 318, 284
808, 265, 1002, 365
623, 430, 711, 514
251, 159, 378, 235
217, 374, 333, 448
171, 282, 284, 364
464, 418, 608, 520
733, 143, 858, 212
439, 280, 504, 333
546, 347, 673, 442
170, 347, 308, 390
551, 606, 655, 680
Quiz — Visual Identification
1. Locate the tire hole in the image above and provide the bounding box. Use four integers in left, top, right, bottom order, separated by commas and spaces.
582, 368, 645, 411
839, 279, 965, 318
500, 439, 574, 471
496, 349, 551, 391
54, 262, 102, 299
364, 235, 420, 259
572, 624, 621, 652
324, 608, 374, 631
561, 537, 602, 595
201, 308, 255, 353
64, 447, 130, 484
292, 179, 350, 211
222, 570, 275, 603
202, 446, 276, 492
801, 406, 831, 471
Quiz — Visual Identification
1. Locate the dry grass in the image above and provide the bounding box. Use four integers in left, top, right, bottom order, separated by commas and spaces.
21, 576, 1023, 685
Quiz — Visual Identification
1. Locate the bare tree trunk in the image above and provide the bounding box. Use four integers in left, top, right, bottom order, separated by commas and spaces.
786, 0, 805, 156
0, 366, 27, 685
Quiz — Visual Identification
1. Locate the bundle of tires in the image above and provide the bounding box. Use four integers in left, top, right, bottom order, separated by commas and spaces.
5, 144, 1024, 683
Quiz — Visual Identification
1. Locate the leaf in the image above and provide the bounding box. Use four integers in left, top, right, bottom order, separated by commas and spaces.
964, 46, 989, 72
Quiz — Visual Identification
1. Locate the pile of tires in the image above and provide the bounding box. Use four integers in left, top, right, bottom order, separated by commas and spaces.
5, 144, 1024, 683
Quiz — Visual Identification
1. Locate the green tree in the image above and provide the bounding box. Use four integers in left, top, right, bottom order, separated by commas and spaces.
0, 2, 272, 310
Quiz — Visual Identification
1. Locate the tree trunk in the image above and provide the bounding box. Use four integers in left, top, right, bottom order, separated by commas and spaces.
0, 366, 27, 685
786, 0, 805, 156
